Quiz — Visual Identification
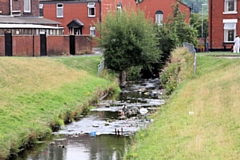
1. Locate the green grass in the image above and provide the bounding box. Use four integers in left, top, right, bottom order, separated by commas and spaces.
124, 51, 240, 160
0, 56, 117, 159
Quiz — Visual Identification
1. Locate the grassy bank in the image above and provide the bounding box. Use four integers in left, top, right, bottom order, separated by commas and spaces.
124, 50, 240, 159
0, 56, 118, 159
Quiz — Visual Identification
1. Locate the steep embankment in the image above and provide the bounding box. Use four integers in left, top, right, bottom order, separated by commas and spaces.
0, 56, 118, 159
125, 49, 240, 159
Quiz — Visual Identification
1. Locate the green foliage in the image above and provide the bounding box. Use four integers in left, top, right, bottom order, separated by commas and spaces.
160, 63, 180, 95
155, 25, 179, 65
124, 53, 240, 160
0, 56, 117, 159
190, 13, 208, 38
126, 66, 142, 81
159, 47, 194, 95
182, 0, 208, 13
166, 3, 198, 47
155, 2, 198, 68
95, 8, 161, 73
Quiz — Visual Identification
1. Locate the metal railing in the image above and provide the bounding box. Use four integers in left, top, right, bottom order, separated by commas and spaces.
183, 42, 196, 76
98, 58, 105, 77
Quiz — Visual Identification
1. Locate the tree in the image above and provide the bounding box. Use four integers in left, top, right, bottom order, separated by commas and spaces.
166, 3, 198, 46
155, 2, 198, 65
181, 0, 208, 13
190, 13, 208, 38
95, 9, 161, 85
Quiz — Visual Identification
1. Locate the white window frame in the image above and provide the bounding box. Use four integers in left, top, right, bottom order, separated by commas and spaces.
155, 11, 163, 26
24, 0, 31, 13
56, 3, 64, 18
39, 4, 43, 17
155, 14, 163, 26
90, 26, 96, 37
88, 2, 96, 17
117, 2, 122, 11
223, 19, 237, 42
223, 0, 237, 14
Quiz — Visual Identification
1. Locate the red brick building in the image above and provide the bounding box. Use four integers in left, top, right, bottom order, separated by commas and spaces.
0, 0, 93, 56
40, 0, 190, 36
0, 0, 39, 16
209, 0, 239, 51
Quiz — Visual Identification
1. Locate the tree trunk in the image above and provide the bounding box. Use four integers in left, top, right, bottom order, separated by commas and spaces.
119, 70, 127, 87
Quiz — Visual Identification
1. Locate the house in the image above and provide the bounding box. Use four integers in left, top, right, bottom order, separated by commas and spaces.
0, 0, 63, 35
40, 0, 190, 37
209, 0, 239, 51
0, 0, 93, 56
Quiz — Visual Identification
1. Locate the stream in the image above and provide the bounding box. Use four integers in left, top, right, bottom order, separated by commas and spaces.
11, 78, 165, 160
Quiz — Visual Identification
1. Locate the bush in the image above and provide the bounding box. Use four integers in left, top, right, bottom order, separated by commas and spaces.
160, 47, 194, 95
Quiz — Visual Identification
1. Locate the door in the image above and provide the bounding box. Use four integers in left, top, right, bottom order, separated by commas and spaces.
40, 33, 47, 56
70, 35, 75, 55
5, 32, 12, 56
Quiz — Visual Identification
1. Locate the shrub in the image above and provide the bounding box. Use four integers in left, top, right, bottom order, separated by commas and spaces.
160, 47, 194, 95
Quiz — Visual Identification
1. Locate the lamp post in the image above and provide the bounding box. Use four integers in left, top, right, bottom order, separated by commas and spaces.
201, 3, 207, 51
201, 4, 207, 39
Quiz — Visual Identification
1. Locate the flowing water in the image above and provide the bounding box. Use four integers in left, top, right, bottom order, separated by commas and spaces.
11, 78, 164, 160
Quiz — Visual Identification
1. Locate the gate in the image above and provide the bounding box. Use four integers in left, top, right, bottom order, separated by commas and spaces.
69, 35, 75, 55
5, 32, 12, 56
40, 33, 47, 56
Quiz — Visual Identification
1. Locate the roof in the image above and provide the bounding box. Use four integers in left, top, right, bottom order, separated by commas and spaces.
178, 0, 191, 10
67, 19, 84, 28
0, 16, 61, 25
0, 23, 64, 29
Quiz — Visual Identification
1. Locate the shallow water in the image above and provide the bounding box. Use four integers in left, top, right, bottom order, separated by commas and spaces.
11, 78, 164, 160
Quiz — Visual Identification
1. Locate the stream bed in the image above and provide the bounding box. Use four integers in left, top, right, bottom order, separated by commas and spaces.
11, 78, 164, 160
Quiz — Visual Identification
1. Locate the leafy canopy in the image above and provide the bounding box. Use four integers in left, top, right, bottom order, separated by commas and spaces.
95, 8, 161, 73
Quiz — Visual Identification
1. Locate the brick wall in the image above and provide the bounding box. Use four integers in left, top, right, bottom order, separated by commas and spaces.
0, 35, 92, 57
210, 0, 240, 50
139, 0, 190, 24
75, 35, 92, 54
0, 0, 10, 15
42, 2, 100, 35
33, 36, 40, 57
47, 36, 70, 56
11, 0, 39, 16
0, 36, 4, 56
12, 36, 34, 56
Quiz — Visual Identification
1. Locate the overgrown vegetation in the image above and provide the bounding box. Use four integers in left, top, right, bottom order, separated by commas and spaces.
95, 8, 161, 83
124, 49, 240, 159
160, 47, 195, 95
0, 56, 118, 159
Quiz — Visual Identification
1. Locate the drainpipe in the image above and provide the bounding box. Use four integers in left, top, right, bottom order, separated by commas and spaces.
10, 0, 12, 16
210, 0, 212, 51
98, 0, 101, 22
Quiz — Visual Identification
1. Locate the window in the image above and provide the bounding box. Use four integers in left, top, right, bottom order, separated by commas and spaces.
88, 2, 95, 17
117, 2, 122, 11
39, 4, 43, 17
223, 19, 237, 42
56, 3, 63, 18
24, 0, 31, 13
155, 10, 163, 26
90, 26, 95, 37
224, 0, 236, 12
